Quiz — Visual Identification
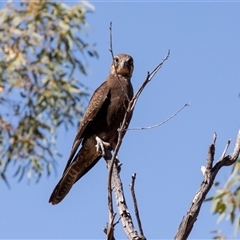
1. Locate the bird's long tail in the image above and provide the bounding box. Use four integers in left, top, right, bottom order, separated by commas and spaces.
49, 139, 101, 205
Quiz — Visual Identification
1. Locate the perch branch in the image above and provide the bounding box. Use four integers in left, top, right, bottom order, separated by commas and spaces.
220, 139, 231, 158
105, 21, 142, 240
106, 52, 170, 239
130, 173, 146, 239
174, 130, 240, 240
105, 22, 170, 239
105, 150, 140, 240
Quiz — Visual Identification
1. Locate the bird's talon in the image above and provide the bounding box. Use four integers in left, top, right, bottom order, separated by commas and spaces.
95, 136, 111, 157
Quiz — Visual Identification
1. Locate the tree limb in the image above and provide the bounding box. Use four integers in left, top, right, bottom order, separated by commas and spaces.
174, 130, 240, 240
105, 21, 170, 240
105, 153, 141, 240
130, 173, 146, 239
104, 53, 170, 239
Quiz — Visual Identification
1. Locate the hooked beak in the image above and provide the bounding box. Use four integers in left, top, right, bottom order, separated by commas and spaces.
119, 60, 128, 67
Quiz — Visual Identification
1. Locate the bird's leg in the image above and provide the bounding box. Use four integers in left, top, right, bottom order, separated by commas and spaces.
95, 135, 111, 157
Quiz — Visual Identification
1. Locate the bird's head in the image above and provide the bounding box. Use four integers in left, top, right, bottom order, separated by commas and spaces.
110, 54, 134, 79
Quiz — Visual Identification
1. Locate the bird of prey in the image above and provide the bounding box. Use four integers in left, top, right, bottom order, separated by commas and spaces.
49, 54, 134, 205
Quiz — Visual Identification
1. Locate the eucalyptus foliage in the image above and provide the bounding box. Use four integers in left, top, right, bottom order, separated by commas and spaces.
206, 159, 240, 237
0, 0, 98, 184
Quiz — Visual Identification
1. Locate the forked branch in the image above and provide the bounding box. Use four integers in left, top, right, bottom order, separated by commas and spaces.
174, 130, 240, 240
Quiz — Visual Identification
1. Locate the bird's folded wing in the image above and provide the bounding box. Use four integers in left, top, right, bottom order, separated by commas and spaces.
62, 81, 110, 173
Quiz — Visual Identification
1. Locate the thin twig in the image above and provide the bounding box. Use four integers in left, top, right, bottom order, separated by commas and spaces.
130, 173, 145, 239
127, 103, 190, 131
109, 21, 113, 58
106, 213, 117, 240
106, 150, 114, 239
107, 21, 124, 225
109, 22, 130, 101
108, 53, 170, 238
105, 49, 170, 237
129, 50, 170, 113
106, 22, 170, 240
106, 21, 138, 240
113, 216, 121, 227
220, 139, 231, 158
213, 132, 217, 145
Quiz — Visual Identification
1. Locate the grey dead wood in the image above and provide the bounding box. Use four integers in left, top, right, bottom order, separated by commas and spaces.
104, 152, 143, 240
104, 24, 170, 239
174, 130, 240, 240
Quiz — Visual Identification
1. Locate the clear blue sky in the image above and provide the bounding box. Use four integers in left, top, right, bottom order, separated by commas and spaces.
1, 1, 240, 239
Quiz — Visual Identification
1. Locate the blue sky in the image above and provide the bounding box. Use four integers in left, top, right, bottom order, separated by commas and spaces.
1, 1, 240, 239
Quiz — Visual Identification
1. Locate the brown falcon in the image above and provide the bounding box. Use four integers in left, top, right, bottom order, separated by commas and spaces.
49, 54, 134, 205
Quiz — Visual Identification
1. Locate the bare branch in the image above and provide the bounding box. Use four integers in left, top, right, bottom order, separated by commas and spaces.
174, 130, 240, 240
220, 139, 231, 158
130, 173, 146, 239
106, 22, 142, 240
106, 22, 126, 240
107, 213, 117, 240
103, 215, 120, 240
109, 50, 169, 238
104, 151, 140, 240
206, 134, 216, 170
105, 147, 115, 240
109, 21, 130, 102
103, 220, 116, 240
113, 216, 121, 227
129, 50, 170, 113
213, 132, 217, 145
106, 21, 170, 240
127, 103, 190, 131
109, 21, 114, 58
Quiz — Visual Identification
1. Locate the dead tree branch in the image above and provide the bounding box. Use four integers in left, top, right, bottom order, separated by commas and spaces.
105, 55, 170, 239
130, 173, 146, 239
174, 130, 240, 240
105, 152, 140, 240
105, 22, 170, 240
129, 50, 170, 114
127, 103, 190, 131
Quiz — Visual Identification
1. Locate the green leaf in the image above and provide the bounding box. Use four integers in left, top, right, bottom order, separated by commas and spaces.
0, 0, 97, 183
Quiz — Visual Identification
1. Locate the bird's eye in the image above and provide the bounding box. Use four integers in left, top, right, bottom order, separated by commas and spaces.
128, 58, 133, 65
114, 57, 119, 63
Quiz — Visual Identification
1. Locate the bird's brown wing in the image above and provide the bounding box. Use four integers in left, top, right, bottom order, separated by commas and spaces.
49, 82, 110, 205
62, 81, 110, 173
